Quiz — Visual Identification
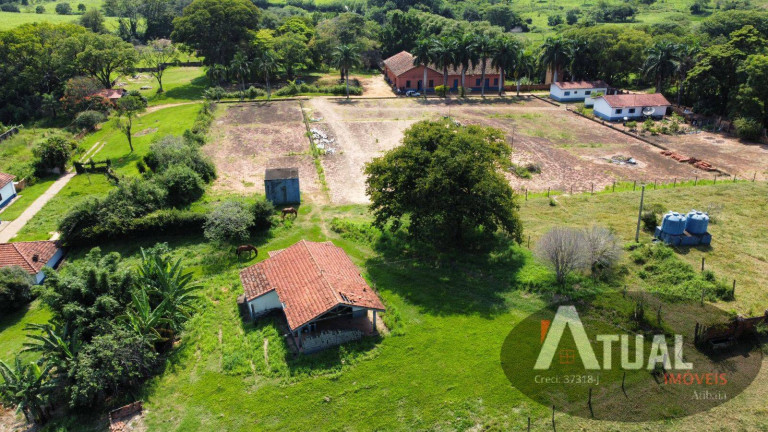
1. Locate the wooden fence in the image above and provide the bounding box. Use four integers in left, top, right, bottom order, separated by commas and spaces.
0, 127, 19, 142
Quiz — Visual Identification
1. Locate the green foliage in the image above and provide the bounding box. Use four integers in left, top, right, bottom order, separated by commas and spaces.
0, 266, 34, 314
170, 0, 262, 65
251, 199, 275, 231
144, 135, 216, 182
365, 119, 523, 245
434, 85, 448, 97
274, 81, 363, 96
548, 14, 564, 27
54, 2, 71, 15
641, 203, 666, 231
74, 110, 106, 131
630, 243, 732, 300
35, 5, 44, 13
330, 218, 381, 245
79, 9, 105, 33
156, 164, 205, 207
32, 136, 76, 174
0, 357, 54, 424
204, 200, 255, 244
1, 4, 20, 12
733, 117, 764, 141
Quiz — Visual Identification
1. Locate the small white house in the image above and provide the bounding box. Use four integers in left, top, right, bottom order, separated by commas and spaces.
0, 241, 65, 284
593, 93, 671, 121
0, 172, 16, 211
550, 80, 610, 103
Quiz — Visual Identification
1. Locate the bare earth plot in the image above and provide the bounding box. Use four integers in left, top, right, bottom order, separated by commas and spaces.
205, 102, 324, 203
640, 131, 768, 180
308, 97, 699, 203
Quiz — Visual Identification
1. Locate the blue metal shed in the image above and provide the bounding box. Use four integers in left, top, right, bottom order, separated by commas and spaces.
264, 168, 300, 205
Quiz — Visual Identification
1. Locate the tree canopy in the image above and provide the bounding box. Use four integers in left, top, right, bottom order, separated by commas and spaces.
365, 119, 523, 245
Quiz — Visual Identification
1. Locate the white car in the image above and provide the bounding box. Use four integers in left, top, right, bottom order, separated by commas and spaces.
405, 90, 421, 97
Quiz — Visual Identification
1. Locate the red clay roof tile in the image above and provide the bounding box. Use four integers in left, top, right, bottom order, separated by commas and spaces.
0, 172, 15, 189
600, 93, 670, 108
0, 241, 60, 275
240, 240, 385, 330
383, 51, 499, 78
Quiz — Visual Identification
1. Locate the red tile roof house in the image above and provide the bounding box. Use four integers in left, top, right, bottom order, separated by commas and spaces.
549, 80, 611, 104
383, 51, 501, 94
592, 93, 671, 121
240, 240, 385, 353
0, 172, 17, 212
91, 88, 127, 101
0, 241, 65, 284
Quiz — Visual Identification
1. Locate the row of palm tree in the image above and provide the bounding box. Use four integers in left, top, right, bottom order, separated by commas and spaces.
411, 33, 536, 97
207, 45, 362, 100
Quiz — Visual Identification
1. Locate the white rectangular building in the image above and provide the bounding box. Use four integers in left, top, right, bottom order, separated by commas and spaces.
593, 93, 671, 121
0, 172, 16, 211
550, 80, 610, 103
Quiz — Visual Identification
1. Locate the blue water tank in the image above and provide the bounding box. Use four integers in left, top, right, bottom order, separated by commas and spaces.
685, 210, 709, 235
661, 212, 687, 235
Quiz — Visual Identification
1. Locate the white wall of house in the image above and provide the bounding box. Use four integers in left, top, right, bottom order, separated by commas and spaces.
247, 290, 282, 318
33, 248, 64, 284
0, 182, 16, 208
593, 99, 669, 121
550, 85, 608, 102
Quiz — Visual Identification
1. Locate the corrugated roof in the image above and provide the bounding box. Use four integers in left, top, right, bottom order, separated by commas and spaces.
265, 168, 298, 181
0, 172, 15, 189
240, 240, 386, 330
0, 241, 60, 275
600, 93, 670, 108
553, 80, 610, 90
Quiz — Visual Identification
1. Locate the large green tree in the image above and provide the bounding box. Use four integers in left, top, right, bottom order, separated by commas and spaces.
642, 41, 681, 93
63, 32, 138, 88
171, 0, 261, 65
491, 36, 521, 96
333, 44, 361, 99
365, 119, 523, 245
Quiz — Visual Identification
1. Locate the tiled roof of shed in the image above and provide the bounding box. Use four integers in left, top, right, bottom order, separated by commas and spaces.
600, 93, 671, 108
0, 241, 60, 275
240, 240, 385, 330
552, 80, 610, 90
0, 172, 15, 189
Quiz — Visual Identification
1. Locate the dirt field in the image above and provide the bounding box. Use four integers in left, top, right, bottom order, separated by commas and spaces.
208, 97, 767, 205
205, 102, 325, 203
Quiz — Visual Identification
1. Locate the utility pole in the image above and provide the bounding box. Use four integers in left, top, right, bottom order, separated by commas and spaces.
635, 185, 645, 243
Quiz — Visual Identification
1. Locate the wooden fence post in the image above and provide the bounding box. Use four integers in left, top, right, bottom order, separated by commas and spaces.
591, 183, 594, 194
694, 176, 697, 186
552, 405, 556, 432
701, 257, 705, 271
621, 371, 626, 395
732, 279, 736, 299
547, 187, 550, 197
612, 181, 615, 192
673, 178, 676, 188
753, 173, 757, 182
525, 189, 528, 201
633, 180, 636, 191
713, 175, 717, 184
588, 387, 593, 418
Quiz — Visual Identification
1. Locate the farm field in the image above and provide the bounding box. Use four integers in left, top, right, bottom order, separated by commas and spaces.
297, 96, 757, 203
205, 102, 325, 202
3, 181, 760, 431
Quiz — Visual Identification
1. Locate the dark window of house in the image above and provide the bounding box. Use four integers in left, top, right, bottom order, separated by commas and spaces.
628, 108, 636, 113
564, 91, 570, 96
494, 78, 498, 85
429, 80, 433, 87
476, 78, 481, 86
406, 80, 411, 88
585, 90, 591, 95
616, 109, 623, 114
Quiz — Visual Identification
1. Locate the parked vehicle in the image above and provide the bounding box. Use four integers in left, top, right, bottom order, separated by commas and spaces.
406, 90, 421, 97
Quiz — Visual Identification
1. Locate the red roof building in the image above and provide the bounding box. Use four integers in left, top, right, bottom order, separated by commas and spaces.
0, 241, 64, 283
93, 89, 126, 100
240, 240, 385, 345
0, 172, 14, 189
593, 93, 671, 121
382, 50, 501, 93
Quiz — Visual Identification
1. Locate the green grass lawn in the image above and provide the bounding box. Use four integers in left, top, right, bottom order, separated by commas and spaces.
121, 67, 209, 107
0, 300, 51, 364
0, 127, 73, 178
0, 177, 57, 222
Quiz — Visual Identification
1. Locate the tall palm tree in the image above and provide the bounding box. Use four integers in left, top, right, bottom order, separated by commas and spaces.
206, 63, 228, 86
566, 39, 589, 81
491, 36, 521, 96
432, 37, 457, 91
474, 34, 493, 97
455, 33, 478, 97
412, 39, 434, 97
511, 49, 535, 96
254, 49, 279, 100
539, 36, 571, 83
333, 44, 361, 99
230, 51, 251, 101
0, 358, 55, 424
642, 41, 682, 93
674, 42, 699, 106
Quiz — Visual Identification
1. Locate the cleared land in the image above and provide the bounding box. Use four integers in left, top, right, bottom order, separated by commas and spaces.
306, 96, 720, 203
205, 102, 325, 202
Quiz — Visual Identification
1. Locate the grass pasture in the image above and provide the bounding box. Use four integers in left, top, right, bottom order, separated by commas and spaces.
120, 67, 209, 107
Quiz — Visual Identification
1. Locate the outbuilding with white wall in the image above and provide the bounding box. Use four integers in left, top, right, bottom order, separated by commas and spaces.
0, 172, 17, 211
592, 93, 671, 121
549, 81, 610, 103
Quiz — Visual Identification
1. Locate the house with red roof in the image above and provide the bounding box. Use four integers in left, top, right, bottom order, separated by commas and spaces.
0, 172, 16, 211
549, 80, 611, 103
91, 88, 127, 101
239, 240, 385, 352
592, 93, 671, 121
0, 241, 64, 284
383, 51, 501, 93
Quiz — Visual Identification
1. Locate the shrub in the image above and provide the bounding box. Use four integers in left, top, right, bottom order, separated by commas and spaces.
55, 2, 71, 14
548, 14, 563, 26
144, 135, 216, 182
434, 85, 448, 97
734, 117, 763, 141
35, 5, 44, 13
32, 136, 76, 174
136, 159, 147, 174
157, 164, 205, 207
582, 226, 621, 277
0, 266, 34, 313
204, 200, 255, 244
74, 110, 106, 131
251, 199, 275, 231
1, 4, 20, 12
203, 86, 225, 101
536, 227, 585, 284
77, 3, 85, 12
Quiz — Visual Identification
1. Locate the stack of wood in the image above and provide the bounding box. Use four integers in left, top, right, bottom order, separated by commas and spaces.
109, 401, 143, 432
661, 150, 691, 162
